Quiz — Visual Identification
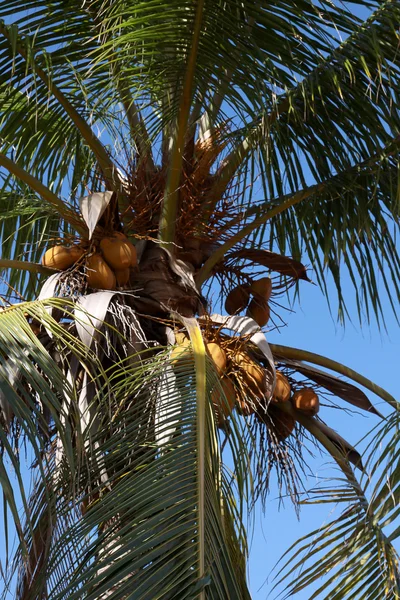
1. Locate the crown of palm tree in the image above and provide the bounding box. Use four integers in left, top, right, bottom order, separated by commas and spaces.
0, 1, 399, 598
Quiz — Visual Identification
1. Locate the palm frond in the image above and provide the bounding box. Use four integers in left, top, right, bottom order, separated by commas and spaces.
273, 411, 400, 599
0, 297, 253, 599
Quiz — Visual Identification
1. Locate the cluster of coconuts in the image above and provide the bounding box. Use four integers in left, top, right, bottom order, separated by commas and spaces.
265, 371, 320, 440
171, 333, 267, 427
172, 334, 320, 442
225, 277, 272, 327
42, 232, 137, 290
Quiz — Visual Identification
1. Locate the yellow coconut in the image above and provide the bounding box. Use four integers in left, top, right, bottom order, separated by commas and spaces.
292, 388, 320, 416
247, 298, 270, 327
112, 232, 138, 268
232, 351, 266, 397
212, 377, 236, 426
269, 408, 295, 441
87, 254, 116, 290
207, 342, 227, 375
249, 277, 272, 300
175, 331, 188, 345
170, 337, 191, 364
42, 245, 84, 270
115, 268, 130, 287
272, 371, 291, 403
100, 237, 132, 270
225, 285, 250, 315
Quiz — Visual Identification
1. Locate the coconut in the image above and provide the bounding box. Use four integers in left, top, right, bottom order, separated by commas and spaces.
100, 237, 132, 269
268, 408, 295, 441
272, 371, 291, 403
30, 322, 41, 336
247, 298, 270, 327
225, 285, 250, 315
42, 245, 84, 270
212, 377, 236, 426
232, 351, 266, 397
113, 232, 138, 268
292, 388, 319, 416
115, 268, 130, 287
249, 277, 272, 300
207, 342, 227, 375
236, 396, 256, 416
170, 337, 191, 364
175, 331, 188, 345
87, 254, 116, 290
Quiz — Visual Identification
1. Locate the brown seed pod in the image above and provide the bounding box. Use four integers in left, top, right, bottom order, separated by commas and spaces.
225, 285, 250, 315
100, 237, 132, 269
247, 298, 270, 327
87, 254, 116, 290
268, 408, 295, 441
292, 388, 320, 416
115, 268, 130, 287
232, 351, 266, 397
249, 277, 272, 300
272, 371, 291, 403
207, 342, 227, 375
42, 245, 84, 270
212, 376, 237, 426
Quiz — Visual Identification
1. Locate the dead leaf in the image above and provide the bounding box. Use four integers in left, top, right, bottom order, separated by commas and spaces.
227, 248, 310, 281
79, 191, 114, 240
313, 419, 364, 471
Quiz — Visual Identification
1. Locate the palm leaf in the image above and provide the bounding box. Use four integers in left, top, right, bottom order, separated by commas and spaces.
273, 411, 400, 599
0, 297, 253, 599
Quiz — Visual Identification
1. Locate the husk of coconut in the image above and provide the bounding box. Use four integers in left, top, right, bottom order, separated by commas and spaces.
115, 268, 130, 287
272, 371, 291, 403
42, 245, 84, 270
211, 376, 236, 427
258, 405, 295, 441
236, 395, 256, 416
246, 298, 270, 327
249, 277, 272, 300
87, 254, 116, 290
100, 237, 133, 270
225, 285, 250, 315
269, 408, 295, 441
113, 232, 138, 268
170, 337, 191, 364
207, 342, 227, 375
292, 388, 319, 416
231, 351, 266, 397
175, 331, 189, 345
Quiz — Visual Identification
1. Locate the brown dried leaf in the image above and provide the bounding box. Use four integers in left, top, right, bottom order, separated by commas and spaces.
227, 249, 310, 280
274, 356, 382, 418
313, 420, 364, 471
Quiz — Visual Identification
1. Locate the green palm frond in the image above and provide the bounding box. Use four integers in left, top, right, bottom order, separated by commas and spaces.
274, 411, 400, 599
0, 298, 254, 599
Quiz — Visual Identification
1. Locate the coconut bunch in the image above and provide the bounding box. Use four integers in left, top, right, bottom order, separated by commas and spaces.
42, 231, 137, 291
225, 277, 272, 327
199, 333, 271, 428
259, 371, 320, 441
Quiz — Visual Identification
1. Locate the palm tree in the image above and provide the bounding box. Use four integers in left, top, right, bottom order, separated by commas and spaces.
0, 0, 399, 598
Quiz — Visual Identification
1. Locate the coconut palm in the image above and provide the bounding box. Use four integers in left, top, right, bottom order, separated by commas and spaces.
0, 0, 400, 598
